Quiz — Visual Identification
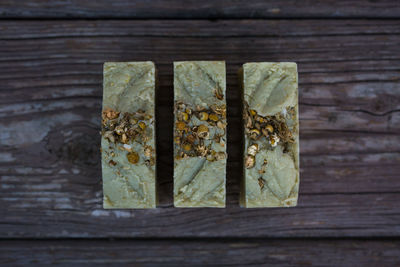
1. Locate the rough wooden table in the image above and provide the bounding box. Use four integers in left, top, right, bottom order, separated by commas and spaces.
1, 1, 400, 266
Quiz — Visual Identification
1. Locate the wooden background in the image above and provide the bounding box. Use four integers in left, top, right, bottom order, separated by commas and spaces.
1, 1, 400, 266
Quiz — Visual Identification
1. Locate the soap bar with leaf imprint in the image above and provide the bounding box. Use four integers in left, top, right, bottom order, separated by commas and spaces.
102, 62, 157, 209
240, 62, 299, 208
173, 61, 227, 207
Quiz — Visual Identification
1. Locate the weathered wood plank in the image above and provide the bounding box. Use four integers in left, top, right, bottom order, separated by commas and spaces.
1, 193, 400, 238
0, 0, 399, 19
1, 239, 400, 266
1, 20, 399, 39
0, 20, 399, 238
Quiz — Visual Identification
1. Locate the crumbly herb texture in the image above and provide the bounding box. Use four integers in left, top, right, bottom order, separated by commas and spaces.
244, 101, 295, 170
174, 101, 227, 161
101, 107, 155, 167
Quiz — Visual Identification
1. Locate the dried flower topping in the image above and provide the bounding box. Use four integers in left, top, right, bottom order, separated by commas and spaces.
258, 177, 265, 189
249, 129, 261, 140
197, 124, 209, 139
127, 151, 139, 164
101, 107, 152, 146
214, 86, 224, 100
243, 102, 294, 149
265, 124, 274, 133
101, 107, 155, 169
245, 155, 255, 169
176, 121, 186, 131
269, 134, 280, 147
258, 159, 268, 174
199, 112, 209, 121
138, 121, 147, 130
247, 144, 259, 156
209, 113, 219, 122
217, 121, 226, 129
183, 143, 192, 152
181, 112, 189, 121
144, 146, 153, 158
103, 108, 120, 120
174, 101, 226, 160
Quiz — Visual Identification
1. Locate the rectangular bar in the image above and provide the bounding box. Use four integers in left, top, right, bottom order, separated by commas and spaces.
102, 62, 157, 209
173, 61, 227, 207
240, 62, 299, 207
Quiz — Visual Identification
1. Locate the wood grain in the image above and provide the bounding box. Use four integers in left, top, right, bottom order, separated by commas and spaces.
0, 19, 399, 238
1, 20, 400, 39
1, 0, 399, 19
1, 239, 400, 266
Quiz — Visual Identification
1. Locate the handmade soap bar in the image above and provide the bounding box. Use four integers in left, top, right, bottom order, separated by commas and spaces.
101, 62, 156, 209
240, 62, 299, 208
173, 61, 227, 207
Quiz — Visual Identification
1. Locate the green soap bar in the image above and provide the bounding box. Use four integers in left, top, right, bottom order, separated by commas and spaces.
240, 62, 299, 208
102, 62, 157, 209
173, 61, 227, 208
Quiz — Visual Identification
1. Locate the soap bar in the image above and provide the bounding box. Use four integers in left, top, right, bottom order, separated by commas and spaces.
240, 62, 299, 208
101, 62, 157, 209
173, 61, 227, 207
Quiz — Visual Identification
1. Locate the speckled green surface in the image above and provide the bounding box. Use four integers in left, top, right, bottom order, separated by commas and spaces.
241, 62, 299, 208
173, 61, 227, 207
102, 62, 156, 209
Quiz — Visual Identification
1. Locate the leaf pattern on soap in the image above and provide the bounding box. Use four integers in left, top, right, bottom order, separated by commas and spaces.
174, 157, 206, 194
174, 66, 195, 101
246, 64, 297, 116
195, 63, 224, 99
118, 65, 153, 112
262, 147, 297, 201
104, 62, 154, 112
174, 62, 224, 106
174, 158, 225, 206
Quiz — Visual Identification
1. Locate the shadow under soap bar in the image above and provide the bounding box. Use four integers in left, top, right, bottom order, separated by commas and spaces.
173, 61, 227, 207
102, 62, 157, 209
240, 62, 299, 208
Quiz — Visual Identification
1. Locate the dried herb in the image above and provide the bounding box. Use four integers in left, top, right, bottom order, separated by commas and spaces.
127, 151, 139, 164
214, 86, 224, 100
243, 101, 294, 149
174, 101, 227, 160
102, 107, 155, 167
101, 108, 153, 146
258, 177, 265, 189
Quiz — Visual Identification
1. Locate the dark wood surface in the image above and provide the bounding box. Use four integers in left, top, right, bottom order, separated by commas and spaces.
1, 0, 399, 19
1, 239, 400, 266
0, 1, 400, 266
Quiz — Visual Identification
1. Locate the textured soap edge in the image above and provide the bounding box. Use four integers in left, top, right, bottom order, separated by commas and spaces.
102, 61, 157, 209
241, 62, 299, 208
173, 61, 227, 208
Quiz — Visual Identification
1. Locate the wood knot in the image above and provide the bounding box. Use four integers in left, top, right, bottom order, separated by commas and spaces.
45, 124, 100, 167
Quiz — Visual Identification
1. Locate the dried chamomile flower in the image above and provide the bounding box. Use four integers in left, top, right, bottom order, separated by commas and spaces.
144, 146, 153, 157
209, 113, 219, 122
109, 160, 117, 166
103, 108, 120, 120
265, 124, 274, 133
249, 129, 261, 140
176, 121, 186, 131
127, 151, 139, 164
199, 112, 209, 121
245, 155, 255, 169
269, 134, 280, 147
217, 121, 226, 129
197, 124, 209, 139
247, 144, 259, 156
